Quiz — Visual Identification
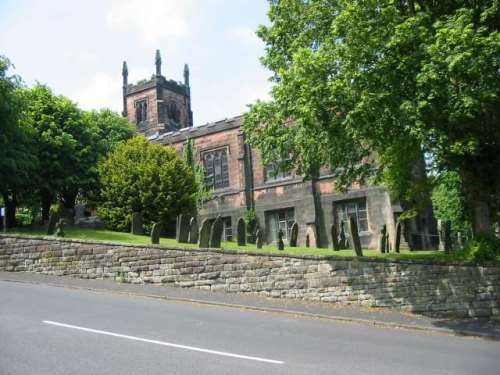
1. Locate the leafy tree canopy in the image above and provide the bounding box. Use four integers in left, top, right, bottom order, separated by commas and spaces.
97, 136, 197, 232
244, 0, 500, 234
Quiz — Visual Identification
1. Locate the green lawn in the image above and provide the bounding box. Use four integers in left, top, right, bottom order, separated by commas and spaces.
5, 226, 475, 262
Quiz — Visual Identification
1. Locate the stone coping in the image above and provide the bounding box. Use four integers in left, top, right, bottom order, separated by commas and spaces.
0, 233, 497, 268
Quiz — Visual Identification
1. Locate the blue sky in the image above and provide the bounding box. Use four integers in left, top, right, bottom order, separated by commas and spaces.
0, 0, 271, 125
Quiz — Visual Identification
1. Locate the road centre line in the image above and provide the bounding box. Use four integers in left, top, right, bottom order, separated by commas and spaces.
43, 320, 284, 365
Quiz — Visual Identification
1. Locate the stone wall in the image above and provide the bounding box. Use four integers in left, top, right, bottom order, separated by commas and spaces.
1, 234, 499, 318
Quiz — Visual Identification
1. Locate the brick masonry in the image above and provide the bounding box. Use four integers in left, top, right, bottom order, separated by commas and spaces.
1, 234, 498, 318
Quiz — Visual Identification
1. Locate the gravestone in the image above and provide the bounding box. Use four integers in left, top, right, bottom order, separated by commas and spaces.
395, 221, 402, 253
348, 216, 363, 257
54, 219, 65, 237
176, 214, 190, 243
47, 211, 60, 235
338, 221, 348, 249
151, 222, 162, 244
277, 229, 285, 250
198, 219, 211, 248
379, 225, 387, 253
384, 232, 390, 252
188, 217, 198, 244
331, 224, 340, 251
305, 234, 310, 248
131, 212, 143, 235
256, 229, 263, 249
289, 222, 299, 247
237, 218, 246, 246
209, 216, 224, 248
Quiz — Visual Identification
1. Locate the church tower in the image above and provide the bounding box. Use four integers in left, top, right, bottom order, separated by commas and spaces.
122, 50, 193, 136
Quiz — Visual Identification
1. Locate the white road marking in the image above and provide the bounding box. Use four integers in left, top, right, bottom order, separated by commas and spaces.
43, 320, 284, 365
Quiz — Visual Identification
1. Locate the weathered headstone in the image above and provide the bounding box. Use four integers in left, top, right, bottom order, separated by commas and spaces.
348, 216, 363, 257
198, 219, 211, 248
256, 229, 263, 249
176, 214, 190, 243
289, 222, 299, 247
54, 219, 65, 237
305, 234, 310, 248
209, 216, 224, 248
379, 224, 387, 253
277, 229, 285, 250
151, 222, 162, 244
331, 224, 340, 251
395, 221, 402, 253
188, 217, 198, 244
384, 232, 390, 252
131, 212, 143, 235
47, 211, 60, 235
338, 221, 347, 249
236, 218, 246, 246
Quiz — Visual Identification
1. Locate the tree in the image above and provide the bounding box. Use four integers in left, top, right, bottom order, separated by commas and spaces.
431, 171, 470, 233
21, 84, 97, 218
0, 56, 38, 227
97, 136, 197, 232
244, 0, 500, 235
183, 137, 212, 208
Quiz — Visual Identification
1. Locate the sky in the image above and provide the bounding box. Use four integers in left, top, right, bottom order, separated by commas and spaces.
0, 0, 272, 126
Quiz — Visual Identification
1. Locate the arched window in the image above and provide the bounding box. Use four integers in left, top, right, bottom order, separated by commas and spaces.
202, 148, 229, 190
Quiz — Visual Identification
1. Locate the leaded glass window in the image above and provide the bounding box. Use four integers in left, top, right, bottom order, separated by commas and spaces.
336, 199, 369, 234
266, 208, 295, 243
202, 148, 230, 190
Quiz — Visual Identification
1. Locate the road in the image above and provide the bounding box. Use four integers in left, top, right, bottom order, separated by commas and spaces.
0, 280, 498, 375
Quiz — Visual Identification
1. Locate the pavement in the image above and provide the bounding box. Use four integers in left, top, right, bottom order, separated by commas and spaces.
0, 271, 498, 341
1, 273, 499, 375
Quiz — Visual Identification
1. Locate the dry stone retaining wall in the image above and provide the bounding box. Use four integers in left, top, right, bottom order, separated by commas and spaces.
1, 234, 499, 318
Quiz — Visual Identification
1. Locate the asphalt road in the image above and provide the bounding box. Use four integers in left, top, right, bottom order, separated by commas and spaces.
0, 281, 499, 375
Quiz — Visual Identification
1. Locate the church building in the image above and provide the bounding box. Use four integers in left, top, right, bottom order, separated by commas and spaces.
121, 51, 436, 249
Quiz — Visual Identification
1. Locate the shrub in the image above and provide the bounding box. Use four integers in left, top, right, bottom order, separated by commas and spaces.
462, 234, 500, 263
97, 136, 197, 232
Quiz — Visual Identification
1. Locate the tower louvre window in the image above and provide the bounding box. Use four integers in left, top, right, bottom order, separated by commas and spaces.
135, 99, 148, 123
202, 148, 230, 190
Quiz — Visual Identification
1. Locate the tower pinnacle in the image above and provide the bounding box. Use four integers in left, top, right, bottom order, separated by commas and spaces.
183, 63, 190, 87
122, 61, 128, 86
155, 49, 162, 76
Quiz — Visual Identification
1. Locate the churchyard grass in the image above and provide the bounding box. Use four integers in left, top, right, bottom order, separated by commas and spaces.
6, 227, 496, 262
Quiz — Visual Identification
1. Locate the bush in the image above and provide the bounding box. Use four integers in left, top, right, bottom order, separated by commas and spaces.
462, 234, 500, 263
97, 136, 197, 232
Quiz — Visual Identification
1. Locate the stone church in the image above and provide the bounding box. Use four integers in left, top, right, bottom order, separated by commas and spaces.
121, 51, 436, 249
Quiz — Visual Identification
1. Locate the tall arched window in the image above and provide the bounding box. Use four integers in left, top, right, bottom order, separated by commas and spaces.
202, 148, 229, 190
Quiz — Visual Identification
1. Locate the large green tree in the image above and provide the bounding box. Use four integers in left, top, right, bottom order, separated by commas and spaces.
0, 56, 38, 227
244, 0, 500, 234
97, 136, 197, 232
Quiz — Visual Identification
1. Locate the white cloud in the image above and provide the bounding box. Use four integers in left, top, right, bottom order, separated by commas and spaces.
63, 50, 99, 66
231, 27, 262, 48
106, 0, 194, 46
71, 72, 122, 111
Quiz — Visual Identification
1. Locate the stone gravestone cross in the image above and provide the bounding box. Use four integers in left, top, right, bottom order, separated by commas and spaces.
131, 212, 143, 235
395, 221, 402, 253
237, 218, 246, 246
331, 224, 340, 251
188, 217, 198, 244
289, 222, 299, 247
151, 222, 162, 244
348, 216, 363, 257
277, 229, 285, 251
256, 229, 263, 249
198, 219, 211, 248
209, 216, 224, 248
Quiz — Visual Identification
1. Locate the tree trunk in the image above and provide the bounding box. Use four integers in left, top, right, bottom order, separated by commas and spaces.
41, 190, 53, 223
3, 192, 17, 228
470, 198, 491, 235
